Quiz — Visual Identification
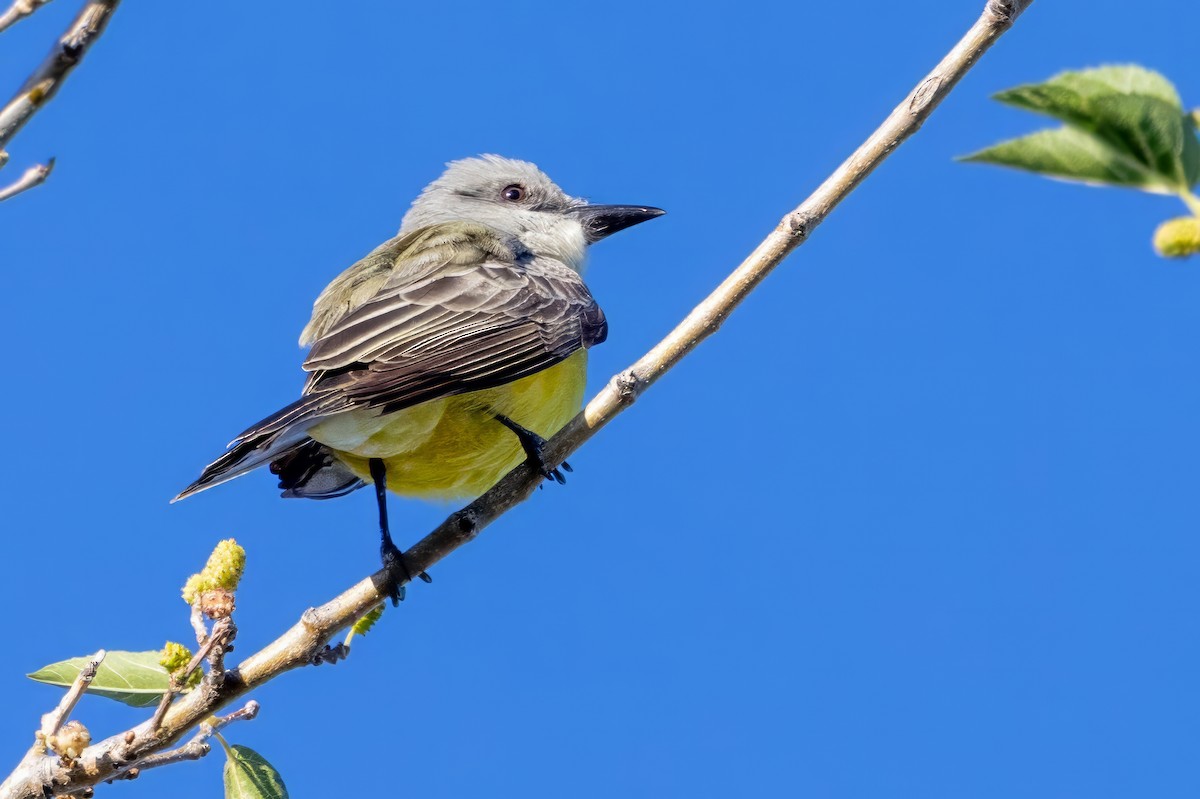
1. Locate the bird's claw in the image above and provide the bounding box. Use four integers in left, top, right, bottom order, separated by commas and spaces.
310, 642, 349, 666
495, 414, 571, 486
380, 540, 430, 606
540, 460, 570, 485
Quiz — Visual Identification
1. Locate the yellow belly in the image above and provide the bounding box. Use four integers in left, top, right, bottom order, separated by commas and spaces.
307, 350, 587, 500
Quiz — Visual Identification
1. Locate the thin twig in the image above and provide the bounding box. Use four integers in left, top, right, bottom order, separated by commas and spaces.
0, 0, 52, 35
37, 649, 103, 741
112, 701, 260, 781
0, 158, 52, 202
386, 0, 1044, 593
147, 619, 234, 734
0, 0, 119, 150
0, 0, 117, 201
0, 2, 1034, 796
188, 603, 208, 647
213, 700, 260, 729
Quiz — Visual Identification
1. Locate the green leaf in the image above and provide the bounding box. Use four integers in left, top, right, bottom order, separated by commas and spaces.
996, 65, 1184, 118
965, 64, 1200, 191
224, 744, 289, 799
28, 651, 172, 708
961, 126, 1178, 192
1060, 65, 1183, 106
1092, 93, 1200, 188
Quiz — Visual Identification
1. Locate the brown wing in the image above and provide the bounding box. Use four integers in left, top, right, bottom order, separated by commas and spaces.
230, 223, 605, 444
300, 258, 606, 413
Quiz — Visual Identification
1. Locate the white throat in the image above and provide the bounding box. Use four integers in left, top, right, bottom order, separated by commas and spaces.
516, 215, 590, 274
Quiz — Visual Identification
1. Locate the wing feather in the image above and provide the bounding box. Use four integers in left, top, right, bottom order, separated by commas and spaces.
265, 222, 603, 439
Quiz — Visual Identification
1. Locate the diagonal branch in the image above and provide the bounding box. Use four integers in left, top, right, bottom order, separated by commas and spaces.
38, 649, 103, 742
0, 0, 118, 150
0, 0, 118, 201
378, 0, 1041, 600
109, 702, 260, 782
0, 1, 1034, 796
0, 0, 52, 36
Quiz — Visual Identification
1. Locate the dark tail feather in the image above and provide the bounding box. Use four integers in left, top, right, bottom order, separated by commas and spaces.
173, 431, 306, 502
173, 395, 328, 503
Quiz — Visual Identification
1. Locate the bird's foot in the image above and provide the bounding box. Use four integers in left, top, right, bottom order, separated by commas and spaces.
379, 539, 432, 606
310, 642, 349, 666
495, 415, 571, 484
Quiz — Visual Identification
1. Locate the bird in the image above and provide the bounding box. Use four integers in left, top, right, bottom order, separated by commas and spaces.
175, 155, 664, 602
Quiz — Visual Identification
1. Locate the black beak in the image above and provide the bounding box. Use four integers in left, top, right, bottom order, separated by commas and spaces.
570, 204, 666, 243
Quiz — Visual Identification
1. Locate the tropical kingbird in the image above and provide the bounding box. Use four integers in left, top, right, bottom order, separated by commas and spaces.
176, 155, 664, 601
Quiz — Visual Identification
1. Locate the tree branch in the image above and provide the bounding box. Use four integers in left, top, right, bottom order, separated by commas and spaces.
0, 157, 52, 201
0, 0, 118, 201
0, 1, 1034, 796
0, 0, 52, 36
146, 618, 235, 735
110, 702, 259, 782
38, 649, 103, 742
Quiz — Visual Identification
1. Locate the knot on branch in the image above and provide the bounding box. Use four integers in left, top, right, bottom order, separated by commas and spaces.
614, 370, 640, 404
910, 76, 944, 113
985, 0, 1030, 23
785, 212, 811, 240
454, 508, 479, 541
300, 606, 326, 631
59, 39, 84, 61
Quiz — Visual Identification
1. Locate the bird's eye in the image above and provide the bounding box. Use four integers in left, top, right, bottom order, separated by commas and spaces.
501, 184, 526, 202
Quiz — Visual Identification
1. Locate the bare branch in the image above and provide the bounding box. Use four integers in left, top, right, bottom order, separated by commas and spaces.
0, 0, 52, 36
393, 0, 1041, 592
37, 649, 103, 741
0, 157, 52, 202
0, 0, 118, 198
0, 2, 1034, 797
188, 604, 208, 646
114, 702, 259, 780
146, 618, 236, 735
0, 0, 119, 149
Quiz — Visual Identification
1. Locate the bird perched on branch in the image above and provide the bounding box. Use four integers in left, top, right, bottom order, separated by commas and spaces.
175, 155, 664, 602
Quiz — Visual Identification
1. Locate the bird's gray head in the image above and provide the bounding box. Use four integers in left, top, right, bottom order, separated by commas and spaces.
400, 155, 664, 273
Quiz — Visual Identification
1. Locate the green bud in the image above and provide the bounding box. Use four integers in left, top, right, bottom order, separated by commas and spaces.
159, 641, 192, 673
181, 573, 207, 605
205, 539, 246, 591
182, 539, 246, 604
159, 641, 201, 689
1153, 216, 1200, 258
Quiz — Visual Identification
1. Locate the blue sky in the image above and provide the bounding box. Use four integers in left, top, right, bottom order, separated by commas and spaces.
2, 1, 1198, 797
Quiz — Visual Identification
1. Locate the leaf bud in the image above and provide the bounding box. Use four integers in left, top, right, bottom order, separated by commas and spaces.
1153, 216, 1200, 258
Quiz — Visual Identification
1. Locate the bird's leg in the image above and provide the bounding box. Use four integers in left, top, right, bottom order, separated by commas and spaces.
368, 458, 431, 606
494, 415, 572, 484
